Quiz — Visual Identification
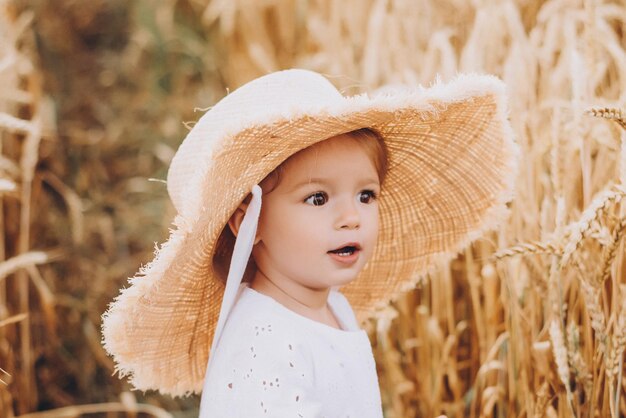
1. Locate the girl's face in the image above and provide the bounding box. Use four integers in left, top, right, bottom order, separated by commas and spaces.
251, 133, 381, 290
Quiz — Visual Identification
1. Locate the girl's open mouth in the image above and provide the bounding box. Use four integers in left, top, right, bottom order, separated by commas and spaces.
327, 244, 361, 265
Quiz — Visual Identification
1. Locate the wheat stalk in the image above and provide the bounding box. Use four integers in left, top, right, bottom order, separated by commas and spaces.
549, 319, 574, 410
0, 251, 63, 282
0, 112, 36, 135
492, 240, 562, 259
532, 381, 551, 418
606, 296, 626, 380
566, 322, 592, 399
598, 218, 626, 284
612, 307, 625, 418
561, 186, 626, 266
0, 313, 28, 328
579, 278, 607, 356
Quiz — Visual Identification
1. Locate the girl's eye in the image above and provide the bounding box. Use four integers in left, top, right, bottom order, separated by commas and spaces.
304, 192, 328, 206
359, 190, 377, 204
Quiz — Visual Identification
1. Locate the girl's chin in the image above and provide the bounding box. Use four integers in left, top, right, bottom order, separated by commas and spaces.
327, 270, 362, 287
301, 272, 360, 290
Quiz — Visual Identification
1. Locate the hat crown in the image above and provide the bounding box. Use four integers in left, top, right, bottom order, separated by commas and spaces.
204, 69, 343, 122
167, 69, 344, 216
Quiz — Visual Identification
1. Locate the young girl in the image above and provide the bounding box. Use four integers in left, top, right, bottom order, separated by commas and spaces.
101, 69, 518, 417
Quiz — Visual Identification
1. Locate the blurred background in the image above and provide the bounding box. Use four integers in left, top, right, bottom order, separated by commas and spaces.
1, 0, 625, 417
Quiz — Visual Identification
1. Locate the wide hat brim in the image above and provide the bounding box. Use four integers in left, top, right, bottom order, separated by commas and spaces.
101, 69, 519, 396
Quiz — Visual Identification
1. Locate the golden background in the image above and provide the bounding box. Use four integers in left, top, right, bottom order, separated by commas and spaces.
1, 0, 625, 417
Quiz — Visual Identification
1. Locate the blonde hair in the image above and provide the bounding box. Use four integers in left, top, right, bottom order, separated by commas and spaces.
213, 128, 388, 284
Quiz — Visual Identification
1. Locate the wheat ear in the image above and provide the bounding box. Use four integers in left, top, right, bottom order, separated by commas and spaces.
586, 107, 626, 130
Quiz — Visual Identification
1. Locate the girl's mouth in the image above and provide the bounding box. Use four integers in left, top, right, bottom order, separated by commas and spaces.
327, 244, 361, 265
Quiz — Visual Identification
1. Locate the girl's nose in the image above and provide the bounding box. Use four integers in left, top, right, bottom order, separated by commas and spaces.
335, 199, 360, 230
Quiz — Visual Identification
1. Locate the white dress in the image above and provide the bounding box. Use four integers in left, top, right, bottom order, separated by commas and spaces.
200, 282, 384, 418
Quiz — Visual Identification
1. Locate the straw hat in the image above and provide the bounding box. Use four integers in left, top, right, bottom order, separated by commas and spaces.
101, 69, 519, 396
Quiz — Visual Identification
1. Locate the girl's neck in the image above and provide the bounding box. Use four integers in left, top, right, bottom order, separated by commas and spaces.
249, 269, 342, 329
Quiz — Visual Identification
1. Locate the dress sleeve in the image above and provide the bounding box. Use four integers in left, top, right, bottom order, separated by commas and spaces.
200, 315, 324, 418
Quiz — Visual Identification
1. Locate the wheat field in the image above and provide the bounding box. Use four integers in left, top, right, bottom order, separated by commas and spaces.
1, 0, 625, 417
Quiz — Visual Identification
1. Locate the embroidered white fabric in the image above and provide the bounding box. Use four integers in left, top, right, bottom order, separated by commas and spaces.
200, 282, 384, 418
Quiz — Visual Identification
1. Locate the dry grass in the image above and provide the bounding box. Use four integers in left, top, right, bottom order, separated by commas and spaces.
1, 0, 625, 417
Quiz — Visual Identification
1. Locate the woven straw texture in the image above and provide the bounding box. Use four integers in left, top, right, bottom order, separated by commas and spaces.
101, 69, 519, 396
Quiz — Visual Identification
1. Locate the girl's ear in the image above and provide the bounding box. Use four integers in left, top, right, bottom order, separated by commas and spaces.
227, 203, 261, 245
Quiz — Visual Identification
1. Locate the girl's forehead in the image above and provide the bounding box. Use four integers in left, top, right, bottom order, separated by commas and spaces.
285, 140, 358, 174
278, 136, 379, 186
285, 134, 366, 167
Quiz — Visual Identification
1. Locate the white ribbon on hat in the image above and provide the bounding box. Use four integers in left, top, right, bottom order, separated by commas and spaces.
199, 184, 262, 416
